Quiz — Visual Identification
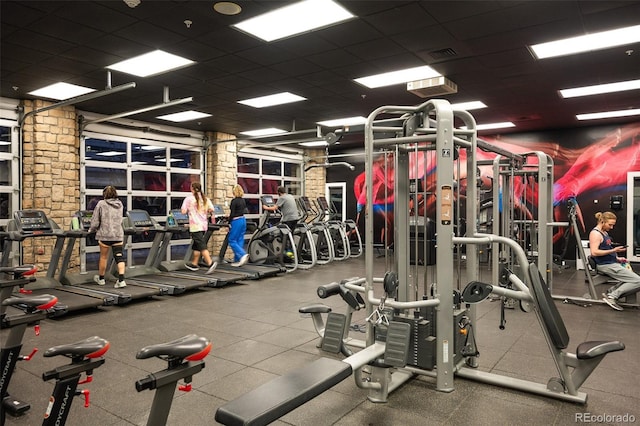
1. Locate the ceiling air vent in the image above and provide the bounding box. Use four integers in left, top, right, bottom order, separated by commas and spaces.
407, 76, 458, 98
428, 47, 457, 60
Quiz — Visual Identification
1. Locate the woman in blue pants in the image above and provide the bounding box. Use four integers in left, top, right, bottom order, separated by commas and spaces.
228, 185, 249, 267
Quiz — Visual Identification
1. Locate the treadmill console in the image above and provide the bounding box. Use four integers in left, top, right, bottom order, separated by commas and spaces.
261, 195, 276, 207
212, 204, 225, 217
169, 209, 190, 226
75, 210, 94, 230
13, 210, 53, 234
127, 210, 154, 228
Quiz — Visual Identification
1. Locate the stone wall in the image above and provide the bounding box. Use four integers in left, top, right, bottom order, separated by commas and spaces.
303, 148, 326, 199
207, 132, 236, 259
21, 100, 80, 273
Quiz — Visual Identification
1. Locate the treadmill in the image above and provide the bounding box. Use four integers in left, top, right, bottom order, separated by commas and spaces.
57, 210, 165, 304
3, 210, 113, 314
121, 210, 212, 294
211, 205, 285, 278
158, 209, 253, 287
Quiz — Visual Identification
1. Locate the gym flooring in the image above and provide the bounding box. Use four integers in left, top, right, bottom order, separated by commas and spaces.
5, 256, 639, 425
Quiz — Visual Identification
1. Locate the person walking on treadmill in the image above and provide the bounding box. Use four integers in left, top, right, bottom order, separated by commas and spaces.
181, 182, 217, 274
228, 184, 249, 267
89, 185, 127, 288
263, 186, 300, 231
589, 211, 640, 311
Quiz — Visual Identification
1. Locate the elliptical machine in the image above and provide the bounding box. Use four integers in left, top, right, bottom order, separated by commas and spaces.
246, 195, 298, 272
298, 196, 335, 265
316, 196, 350, 261
290, 199, 317, 270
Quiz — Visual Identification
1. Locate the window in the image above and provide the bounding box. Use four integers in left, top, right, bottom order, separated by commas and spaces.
81, 133, 203, 270
0, 121, 19, 225
237, 152, 303, 219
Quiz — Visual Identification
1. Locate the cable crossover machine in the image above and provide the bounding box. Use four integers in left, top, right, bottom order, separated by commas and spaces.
215, 100, 625, 426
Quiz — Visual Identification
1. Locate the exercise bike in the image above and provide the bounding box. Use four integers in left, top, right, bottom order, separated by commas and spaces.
135, 334, 211, 426
1, 263, 55, 422
41, 336, 110, 426
246, 195, 298, 272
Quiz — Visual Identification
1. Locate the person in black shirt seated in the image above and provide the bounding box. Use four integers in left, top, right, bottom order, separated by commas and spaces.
589, 211, 640, 311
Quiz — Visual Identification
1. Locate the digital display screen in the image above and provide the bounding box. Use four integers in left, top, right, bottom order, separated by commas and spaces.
263, 195, 274, 204
21, 210, 42, 219
128, 210, 151, 223
170, 209, 189, 221
213, 205, 225, 215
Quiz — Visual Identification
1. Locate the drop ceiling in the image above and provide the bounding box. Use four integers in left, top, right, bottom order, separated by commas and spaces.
1, 0, 639, 147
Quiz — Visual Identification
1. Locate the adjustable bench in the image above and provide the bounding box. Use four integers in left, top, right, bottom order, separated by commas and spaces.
214, 357, 352, 426
215, 317, 410, 426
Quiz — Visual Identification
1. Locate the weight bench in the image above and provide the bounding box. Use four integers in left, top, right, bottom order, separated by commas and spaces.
215, 317, 410, 426
214, 357, 352, 426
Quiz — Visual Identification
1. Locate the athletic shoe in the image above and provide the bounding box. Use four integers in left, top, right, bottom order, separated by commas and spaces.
93, 275, 105, 286
185, 262, 199, 271
114, 280, 127, 289
205, 260, 218, 275
238, 254, 250, 267
602, 293, 623, 311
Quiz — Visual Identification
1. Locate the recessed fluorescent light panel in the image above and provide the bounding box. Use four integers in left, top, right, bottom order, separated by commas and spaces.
462, 122, 515, 131
476, 122, 515, 131
355, 66, 442, 89
559, 79, 640, 98
157, 111, 212, 122
233, 0, 354, 42
28, 82, 96, 100
107, 50, 194, 77
317, 116, 367, 127
299, 140, 328, 147
577, 108, 640, 121
240, 128, 287, 137
238, 92, 306, 108
450, 101, 487, 111
530, 24, 640, 59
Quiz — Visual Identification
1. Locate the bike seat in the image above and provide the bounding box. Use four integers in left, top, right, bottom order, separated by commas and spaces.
44, 336, 110, 359
136, 334, 211, 361
0, 264, 37, 276
2, 294, 58, 310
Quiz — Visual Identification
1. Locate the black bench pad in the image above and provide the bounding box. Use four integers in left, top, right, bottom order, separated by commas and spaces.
215, 357, 352, 426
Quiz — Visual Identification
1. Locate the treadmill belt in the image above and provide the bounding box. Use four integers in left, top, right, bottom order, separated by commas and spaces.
14, 288, 103, 315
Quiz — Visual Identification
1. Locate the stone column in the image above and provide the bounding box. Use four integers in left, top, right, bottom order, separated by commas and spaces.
21, 100, 80, 273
